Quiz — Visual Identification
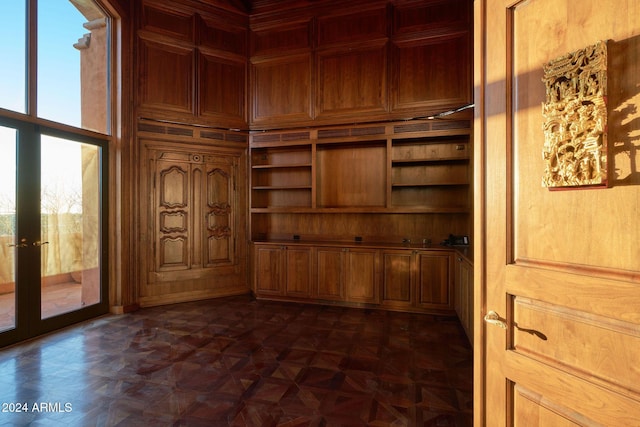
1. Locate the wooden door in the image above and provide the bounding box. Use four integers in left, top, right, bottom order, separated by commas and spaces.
477, 0, 640, 425
141, 146, 246, 306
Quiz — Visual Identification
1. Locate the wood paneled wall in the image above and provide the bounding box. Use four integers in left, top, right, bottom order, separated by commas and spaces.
135, 0, 248, 129
133, 0, 472, 131
250, 0, 472, 129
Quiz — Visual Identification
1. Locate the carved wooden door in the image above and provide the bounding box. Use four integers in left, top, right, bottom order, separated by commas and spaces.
477, 0, 640, 425
141, 145, 245, 306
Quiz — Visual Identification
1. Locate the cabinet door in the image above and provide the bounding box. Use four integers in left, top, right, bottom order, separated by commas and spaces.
316, 247, 343, 300
415, 252, 452, 310
344, 249, 379, 304
381, 250, 413, 308
285, 246, 312, 297
254, 245, 284, 296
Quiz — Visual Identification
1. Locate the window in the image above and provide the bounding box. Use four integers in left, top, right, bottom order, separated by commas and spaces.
1, 0, 110, 134
0, 0, 113, 345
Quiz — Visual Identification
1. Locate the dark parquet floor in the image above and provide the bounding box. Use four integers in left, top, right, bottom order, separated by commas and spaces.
0, 295, 473, 426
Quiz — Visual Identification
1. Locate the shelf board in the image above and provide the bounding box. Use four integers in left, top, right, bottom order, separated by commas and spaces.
252, 164, 312, 169
391, 157, 469, 164
251, 206, 470, 214
252, 186, 312, 190
391, 182, 469, 187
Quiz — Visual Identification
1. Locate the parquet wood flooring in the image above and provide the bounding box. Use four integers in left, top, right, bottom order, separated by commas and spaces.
0, 295, 473, 426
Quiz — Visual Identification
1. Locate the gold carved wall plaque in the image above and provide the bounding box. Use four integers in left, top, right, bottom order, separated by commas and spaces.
541, 41, 608, 188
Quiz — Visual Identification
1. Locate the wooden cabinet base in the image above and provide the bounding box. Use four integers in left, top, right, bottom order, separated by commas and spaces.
253, 242, 459, 316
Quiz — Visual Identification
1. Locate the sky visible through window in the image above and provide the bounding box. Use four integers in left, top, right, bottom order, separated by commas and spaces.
0, 1, 91, 217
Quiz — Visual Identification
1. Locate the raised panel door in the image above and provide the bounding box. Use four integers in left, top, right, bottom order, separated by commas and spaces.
344, 249, 379, 304
381, 250, 413, 308
415, 252, 452, 310
316, 247, 343, 300
254, 244, 284, 296
285, 246, 312, 297
480, 0, 640, 424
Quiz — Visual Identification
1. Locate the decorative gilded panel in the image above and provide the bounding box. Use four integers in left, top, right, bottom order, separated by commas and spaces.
542, 41, 608, 188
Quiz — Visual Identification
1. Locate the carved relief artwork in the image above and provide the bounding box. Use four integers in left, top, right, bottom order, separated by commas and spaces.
541, 41, 608, 188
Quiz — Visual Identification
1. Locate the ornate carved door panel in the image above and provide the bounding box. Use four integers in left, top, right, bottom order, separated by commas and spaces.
141, 143, 247, 306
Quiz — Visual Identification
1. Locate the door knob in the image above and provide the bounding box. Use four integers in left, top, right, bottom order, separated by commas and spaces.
33, 241, 49, 247
484, 310, 508, 329
8, 238, 28, 248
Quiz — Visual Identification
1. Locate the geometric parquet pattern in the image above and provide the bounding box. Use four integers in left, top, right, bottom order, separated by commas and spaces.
0, 295, 473, 426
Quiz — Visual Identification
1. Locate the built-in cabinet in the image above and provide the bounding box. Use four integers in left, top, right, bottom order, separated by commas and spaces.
380, 249, 453, 312
316, 247, 379, 304
254, 242, 453, 314
250, 120, 472, 244
253, 244, 313, 298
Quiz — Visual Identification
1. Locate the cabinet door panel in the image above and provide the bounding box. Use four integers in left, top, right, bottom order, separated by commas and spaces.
316, 248, 343, 300
255, 246, 283, 295
285, 247, 312, 297
416, 253, 451, 308
382, 251, 413, 307
345, 250, 378, 303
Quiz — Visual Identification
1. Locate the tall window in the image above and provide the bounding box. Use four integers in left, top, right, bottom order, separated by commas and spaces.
0, 1, 112, 342
0, 0, 110, 134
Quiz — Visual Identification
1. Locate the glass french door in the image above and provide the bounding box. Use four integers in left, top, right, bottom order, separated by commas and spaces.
0, 119, 108, 347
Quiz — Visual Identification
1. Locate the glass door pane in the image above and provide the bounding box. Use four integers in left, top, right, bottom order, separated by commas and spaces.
0, 127, 17, 332
40, 136, 101, 319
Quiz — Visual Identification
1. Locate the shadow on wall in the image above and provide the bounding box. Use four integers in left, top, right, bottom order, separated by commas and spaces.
609, 34, 640, 186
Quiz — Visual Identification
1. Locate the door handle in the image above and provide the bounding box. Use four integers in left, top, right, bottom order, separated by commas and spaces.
484, 310, 508, 329
33, 241, 49, 247
8, 238, 29, 248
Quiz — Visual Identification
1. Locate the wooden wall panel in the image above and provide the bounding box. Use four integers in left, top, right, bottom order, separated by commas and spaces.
317, 8, 387, 47
141, 2, 194, 41
393, 34, 471, 110
251, 22, 311, 56
199, 53, 246, 121
249, 0, 472, 128
316, 43, 387, 117
139, 38, 194, 113
199, 17, 247, 55
251, 55, 313, 123
136, 0, 248, 127
393, 0, 470, 36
